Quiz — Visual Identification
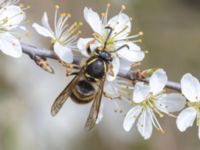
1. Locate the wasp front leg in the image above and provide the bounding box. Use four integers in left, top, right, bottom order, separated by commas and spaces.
59, 60, 81, 76
86, 39, 96, 55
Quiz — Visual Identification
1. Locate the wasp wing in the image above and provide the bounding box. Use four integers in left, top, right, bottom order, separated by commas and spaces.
51, 68, 84, 116
85, 77, 105, 131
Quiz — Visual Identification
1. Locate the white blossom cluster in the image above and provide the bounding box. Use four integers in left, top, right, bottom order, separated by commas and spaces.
0, 0, 26, 57
0, 1, 200, 141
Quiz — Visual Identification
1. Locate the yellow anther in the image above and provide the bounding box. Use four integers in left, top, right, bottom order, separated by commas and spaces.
134, 39, 142, 43
27, 5, 31, 9
145, 50, 149, 54
101, 12, 107, 17
130, 17, 133, 21
61, 13, 67, 17
79, 22, 83, 26
19, 3, 24, 8
139, 31, 144, 35
122, 5, 126, 10
67, 13, 71, 17
107, 3, 111, 8
55, 5, 60, 9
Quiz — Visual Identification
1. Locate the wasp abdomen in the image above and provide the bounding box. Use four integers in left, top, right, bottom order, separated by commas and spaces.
71, 80, 95, 104
85, 59, 106, 80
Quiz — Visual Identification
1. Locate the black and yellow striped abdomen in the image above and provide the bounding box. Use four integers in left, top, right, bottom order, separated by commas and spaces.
71, 57, 107, 104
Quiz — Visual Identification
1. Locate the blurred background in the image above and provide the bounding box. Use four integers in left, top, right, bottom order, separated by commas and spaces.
0, 0, 200, 150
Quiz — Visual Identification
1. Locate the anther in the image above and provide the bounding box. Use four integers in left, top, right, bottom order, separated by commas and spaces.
61, 13, 67, 17
107, 3, 111, 8
27, 5, 31, 9
55, 5, 60, 9
139, 31, 143, 35
122, 5, 126, 10
101, 12, 107, 17
19, 3, 24, 8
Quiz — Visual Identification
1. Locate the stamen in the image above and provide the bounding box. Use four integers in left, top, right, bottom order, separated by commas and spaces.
112, 25, 129, 39
133, 39, 142, 43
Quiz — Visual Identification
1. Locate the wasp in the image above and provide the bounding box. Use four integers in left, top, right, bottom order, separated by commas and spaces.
51, 26, 129, 130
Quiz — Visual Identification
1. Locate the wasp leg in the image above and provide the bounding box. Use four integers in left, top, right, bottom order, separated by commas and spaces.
66, 72, 79, 76
86, 39, 96, 55
131, 62, 141, 68
103, 92, 123, 113
108, 63, 115, 77
103, 92, 121, 100
62, 63, 81, 76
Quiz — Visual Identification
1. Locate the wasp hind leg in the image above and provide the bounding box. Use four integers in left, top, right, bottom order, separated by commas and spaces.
103, 92, 121, 100
60, 62, 81, 76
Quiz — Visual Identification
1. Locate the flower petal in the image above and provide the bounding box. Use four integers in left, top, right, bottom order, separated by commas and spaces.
106, 56, 120, 81
133, 82, 150, 103
149, 69, 167, 95
137, 108, 153, 140
108, 13, 131, 39
54, 42, 73, 63
181, 73, 200, 102
119, 59, 132, 71
41, 12, 52, 32
84, 7, 102, 34
176, 107, 197, 132
77, 38, 99, 57
104, 81, 120, 97
123, 106, 142, 132
0, 33, 22, 57
0, 5, 25, 30
155, 93, 186, 113
116, 42, 144, 63
32, 23, 54, 38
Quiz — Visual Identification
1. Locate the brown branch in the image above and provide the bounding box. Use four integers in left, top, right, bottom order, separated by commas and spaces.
22, 43, 181, 92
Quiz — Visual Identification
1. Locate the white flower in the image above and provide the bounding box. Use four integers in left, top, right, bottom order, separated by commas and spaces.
0, 1, 26, 57
0, 0, 19, 7
176, 73, 200, 140
77, 4, 145, 82
33, 5, 82, 63
123, 69, 186, 139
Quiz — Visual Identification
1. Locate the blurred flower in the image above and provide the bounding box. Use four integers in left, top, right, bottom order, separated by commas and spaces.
78, 4, 145, 82
33, 5, 82, 63
123, 69, 186, 139
0, 0, 20, 7
176, 73, 200, 140
0, 0, 26, 57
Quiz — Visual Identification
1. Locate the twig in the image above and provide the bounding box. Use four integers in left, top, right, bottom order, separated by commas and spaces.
21, 43, 181, 92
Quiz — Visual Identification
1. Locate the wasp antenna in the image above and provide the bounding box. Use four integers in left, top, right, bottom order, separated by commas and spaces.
110, 44, 130, 53
103, 26, 113, 49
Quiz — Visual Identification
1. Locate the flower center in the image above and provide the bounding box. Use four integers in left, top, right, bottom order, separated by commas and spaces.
140, 94, 164, 118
